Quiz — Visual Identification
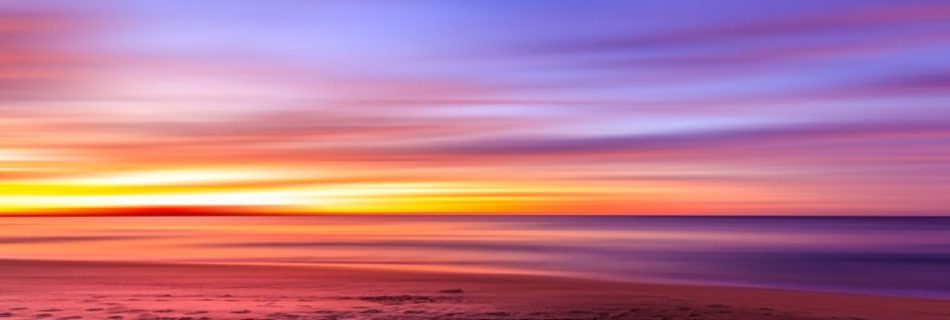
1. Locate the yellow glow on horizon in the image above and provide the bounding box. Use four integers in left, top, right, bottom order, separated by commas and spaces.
0, 162, 785, 215
0, 177, 608, 213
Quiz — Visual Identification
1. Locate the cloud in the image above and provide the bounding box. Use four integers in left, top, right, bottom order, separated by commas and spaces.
533, 2, 950, 53
0, 8, 99, 102
401, 119, 950, 162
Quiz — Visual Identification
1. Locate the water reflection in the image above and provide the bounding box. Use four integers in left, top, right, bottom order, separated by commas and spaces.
1, 216, 947, 298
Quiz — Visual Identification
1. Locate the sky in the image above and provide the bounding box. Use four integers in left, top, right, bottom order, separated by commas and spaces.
0, 0, 947, 215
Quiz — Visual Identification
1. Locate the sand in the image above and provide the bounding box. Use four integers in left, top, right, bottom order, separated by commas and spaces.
0, 259, 946, 320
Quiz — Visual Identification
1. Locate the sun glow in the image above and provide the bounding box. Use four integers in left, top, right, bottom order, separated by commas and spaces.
0, 0, 946, 216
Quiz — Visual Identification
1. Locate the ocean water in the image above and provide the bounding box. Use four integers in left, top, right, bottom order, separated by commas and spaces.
0, 216, 947, 299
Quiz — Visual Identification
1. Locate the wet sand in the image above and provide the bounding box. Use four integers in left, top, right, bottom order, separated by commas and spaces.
0, 259, 946, 320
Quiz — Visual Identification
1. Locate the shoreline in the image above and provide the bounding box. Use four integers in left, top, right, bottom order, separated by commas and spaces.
8, 256, 947, 301
0, 259, 946, 320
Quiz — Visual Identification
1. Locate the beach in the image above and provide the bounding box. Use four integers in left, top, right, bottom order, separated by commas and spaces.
0, 259, 947, 320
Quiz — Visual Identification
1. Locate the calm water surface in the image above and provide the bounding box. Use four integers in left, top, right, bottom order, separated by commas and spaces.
1, 216, 947, 299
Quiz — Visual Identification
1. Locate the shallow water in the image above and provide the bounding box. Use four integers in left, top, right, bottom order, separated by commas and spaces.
1, 216, 947, 299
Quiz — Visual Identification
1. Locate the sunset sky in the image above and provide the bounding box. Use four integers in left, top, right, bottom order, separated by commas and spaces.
0, 0, 948, 215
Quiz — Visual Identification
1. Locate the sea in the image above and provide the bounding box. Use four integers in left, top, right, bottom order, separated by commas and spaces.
1, 216, 947, 299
